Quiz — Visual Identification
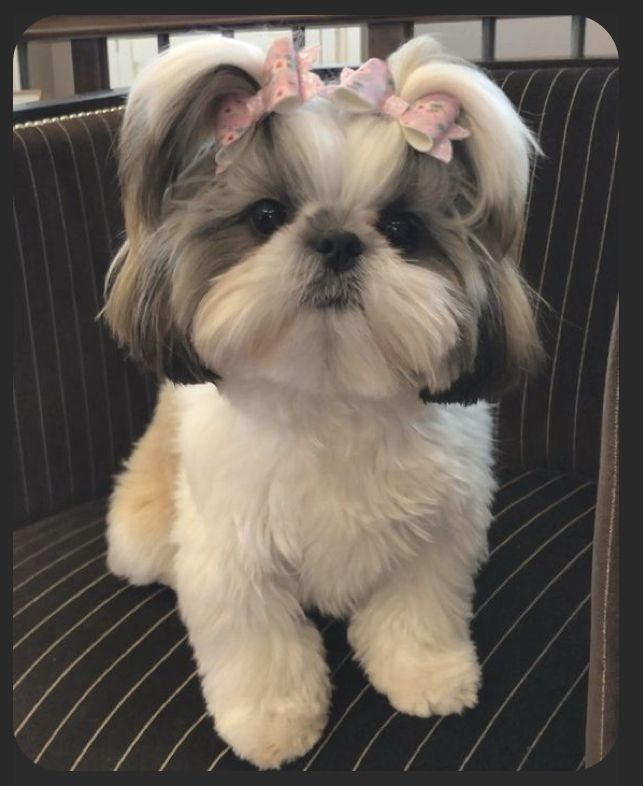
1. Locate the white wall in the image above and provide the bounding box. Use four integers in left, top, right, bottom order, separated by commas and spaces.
417, 16, 617, 60
16, 18, 618, 101
107, 36, 158, 90
24, 40, 74, 100
13, 49, 21, 91
414, 20, 481, 60
304, 26, 362, 66
586, 18, 618, 56
496, 16, 573, 60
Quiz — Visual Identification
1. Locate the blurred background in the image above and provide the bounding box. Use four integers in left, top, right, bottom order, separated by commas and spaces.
13, 14, 617, 107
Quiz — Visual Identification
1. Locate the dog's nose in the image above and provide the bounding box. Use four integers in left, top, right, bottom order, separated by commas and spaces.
313, 231, 364, 274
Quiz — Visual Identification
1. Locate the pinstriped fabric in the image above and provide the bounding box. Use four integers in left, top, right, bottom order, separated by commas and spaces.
12, 66, 618, 529
490, 67, 619, 475
13, 468, 596, 771
13, 110, 157, 528
13, 64, 615, 771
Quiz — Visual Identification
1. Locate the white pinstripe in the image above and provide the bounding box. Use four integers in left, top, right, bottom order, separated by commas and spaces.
13, 381, 31, 520
208, 745, 231, 771
492, 474, 565, 524
458, 594, 590, 770
13, 518, 102, 570
347, 474, 571, 770
544, 70, 617, 465
70, 633, 189, 770
13, 507, 103, 555
13, 551, 106, 618
94, 112, 135, 445
498, 70, 541, 375
14, 131, 75, 499
114, 670, 198, 770
33, 125, 97, 494
518, 68, 577, 464
29, 597, 173, 760
13, 531, 105, 592
159, 711, 208, 771
303, 684, 370, 771
517, 663, 589, 769
488, 482, 594, 559
526, 75, 592, 305
599, 376, 618, 760
495, 468, 539, 492
16, 587, 165, 736
13, 571, 113, 660
352, 708, 398, 770
77, 112, 136, 450
56, 118, 116, 468
13, 201, 53, 509
403, 533, 594, 771
572, 134, 618, 470
499, 71, 517, 90
484, 541, 592, 666
77, 116, 118, 257
475, 504, 595, 620
517, 69, 566, 268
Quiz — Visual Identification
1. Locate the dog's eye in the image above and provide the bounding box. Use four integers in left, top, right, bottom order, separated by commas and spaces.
249, 199, 287, 237
376, 210, 423, 252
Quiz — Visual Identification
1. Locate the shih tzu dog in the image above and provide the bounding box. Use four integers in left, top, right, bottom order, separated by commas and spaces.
103, 34, 542, 769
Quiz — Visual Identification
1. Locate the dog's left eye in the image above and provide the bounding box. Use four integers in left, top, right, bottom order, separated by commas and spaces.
376, 210, 423, 252
249, 199, 288, 237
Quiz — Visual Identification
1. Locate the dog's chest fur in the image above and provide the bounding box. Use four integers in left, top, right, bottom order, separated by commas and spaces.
175, 383, 494, 616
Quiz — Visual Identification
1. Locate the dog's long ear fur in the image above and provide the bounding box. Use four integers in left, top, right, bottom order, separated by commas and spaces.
103, 37, 264, 380
389, 37, 543, 404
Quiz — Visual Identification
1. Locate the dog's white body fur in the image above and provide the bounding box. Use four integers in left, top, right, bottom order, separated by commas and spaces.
103, 34, 541, 769
108, 380, 493, 767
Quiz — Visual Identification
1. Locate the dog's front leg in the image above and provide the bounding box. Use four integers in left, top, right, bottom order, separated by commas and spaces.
174, 542, 330, 769
348, 533, 483, 718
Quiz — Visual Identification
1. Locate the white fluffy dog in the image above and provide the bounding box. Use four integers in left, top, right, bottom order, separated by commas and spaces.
103, 34, 541, 769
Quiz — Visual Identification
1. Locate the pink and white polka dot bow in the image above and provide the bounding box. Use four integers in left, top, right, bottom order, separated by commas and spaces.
214, 38, 325, 165
331, 58, 470, 163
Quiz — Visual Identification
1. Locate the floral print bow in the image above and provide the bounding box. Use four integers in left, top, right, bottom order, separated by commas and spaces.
330, 58, 470, 163
214, 39, 470, 167
214, 38, 324, 165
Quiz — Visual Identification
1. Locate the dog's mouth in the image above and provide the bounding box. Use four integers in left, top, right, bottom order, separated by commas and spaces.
301, 270, 362, 310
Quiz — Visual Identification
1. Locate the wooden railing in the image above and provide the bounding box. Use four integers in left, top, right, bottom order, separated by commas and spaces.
17, 14, 592, 95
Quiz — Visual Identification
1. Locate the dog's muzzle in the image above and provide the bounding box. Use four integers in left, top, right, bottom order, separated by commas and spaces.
302, 230, 364, 309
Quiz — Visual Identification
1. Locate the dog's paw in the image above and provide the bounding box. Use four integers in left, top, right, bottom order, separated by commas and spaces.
214, 698, 329, 770
364, 642, 481, 718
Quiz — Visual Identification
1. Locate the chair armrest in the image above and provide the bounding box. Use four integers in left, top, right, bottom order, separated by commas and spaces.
585, 302, 619, 766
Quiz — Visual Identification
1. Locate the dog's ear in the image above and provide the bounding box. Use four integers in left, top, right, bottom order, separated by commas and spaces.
421, 260, 542, 405
389, 37, 543, 404
103, 37, 264, 380
388, 36, 540, 252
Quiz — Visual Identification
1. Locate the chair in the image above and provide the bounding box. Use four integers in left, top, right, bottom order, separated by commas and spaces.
13, 62, 618, 771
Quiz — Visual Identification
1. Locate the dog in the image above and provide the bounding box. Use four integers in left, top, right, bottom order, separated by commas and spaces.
102, 34, 542, 769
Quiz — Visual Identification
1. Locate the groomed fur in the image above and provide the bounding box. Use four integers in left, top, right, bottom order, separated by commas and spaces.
104, 35, 542, 769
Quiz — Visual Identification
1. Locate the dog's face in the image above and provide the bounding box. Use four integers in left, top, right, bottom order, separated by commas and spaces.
104, 36, 542, 403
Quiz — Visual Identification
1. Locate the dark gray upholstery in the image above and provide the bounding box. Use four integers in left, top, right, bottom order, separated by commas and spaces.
14, 468, 595, 771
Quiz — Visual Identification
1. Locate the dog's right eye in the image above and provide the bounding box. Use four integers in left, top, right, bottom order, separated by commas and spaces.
249, 199, 288, 237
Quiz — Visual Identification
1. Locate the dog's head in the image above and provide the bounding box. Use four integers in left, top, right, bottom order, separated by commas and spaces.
103, 35, 542, 403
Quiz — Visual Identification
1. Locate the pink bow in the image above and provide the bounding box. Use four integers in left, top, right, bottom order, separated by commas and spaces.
214, 38, 324, 165
331, 59, 470, 162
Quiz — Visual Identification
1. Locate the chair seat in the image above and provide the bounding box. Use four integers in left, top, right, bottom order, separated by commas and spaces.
13, 467, 596, 771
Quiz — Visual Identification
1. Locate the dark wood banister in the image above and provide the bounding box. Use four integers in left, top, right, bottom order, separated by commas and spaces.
21, 15, 540, 40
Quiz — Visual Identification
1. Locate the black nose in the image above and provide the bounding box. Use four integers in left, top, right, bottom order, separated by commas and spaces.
314, 231, 364, 273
